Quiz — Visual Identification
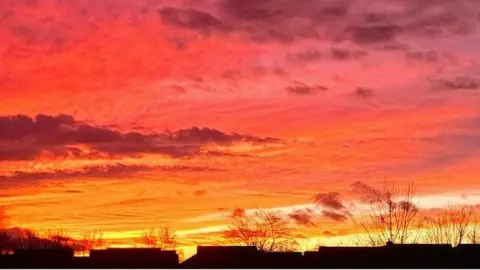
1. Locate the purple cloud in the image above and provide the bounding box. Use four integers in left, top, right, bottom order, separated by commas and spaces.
288, 209, 315, 226
287, 81, 328, 95
0, 114, 281, 161
154, 0, 480, 45
314, 192, 345, 210
321, 210, 348, 222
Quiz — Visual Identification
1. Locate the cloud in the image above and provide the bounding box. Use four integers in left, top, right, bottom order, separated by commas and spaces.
64, 190, 84, 194
354, 87, 374, 98
288, 209, 315, 226
321, 210, 348, 222
158, 0, 351, 43
314, 192, 345, 210
230, 208, 245, 218
157, 7, 231, 34
286, 81, 328, 95
0, 114, 281, 160
347, 25, 399, 44
0, 163, 150, 181
322, 230, 337, 237
401, 5, 477, 37
432, 76, 480, 91
288, 47, 367, 63
193, 190, 207, 197
330, 48, 367, 60
287, 48, 322, 63
155, 0, 480, 45
4, 0, 479, 57
0, 163, 221, 187
405, 50, 441, 63
220, 67, 290, 82
219, 0, 351, 23
351, 181, 380, 202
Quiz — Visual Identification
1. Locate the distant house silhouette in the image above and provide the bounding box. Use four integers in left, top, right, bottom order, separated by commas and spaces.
7, 249, 74, 268
305, 246, 388, 268
89, 248, 179, 268
181, 246, 261, 268
304, 244, 454, 268
384, 243, 453, 268
261, 251, 304, 268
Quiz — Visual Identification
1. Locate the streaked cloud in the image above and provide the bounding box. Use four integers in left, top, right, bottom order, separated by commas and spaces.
286, 81, 328, 95
321, 210, 348, 222
0, 163, 220, 188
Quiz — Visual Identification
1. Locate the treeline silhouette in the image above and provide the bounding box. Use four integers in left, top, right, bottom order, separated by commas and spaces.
0, 228, 104, 255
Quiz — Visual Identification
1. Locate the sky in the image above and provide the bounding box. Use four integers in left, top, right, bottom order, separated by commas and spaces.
1, 0, 480, 257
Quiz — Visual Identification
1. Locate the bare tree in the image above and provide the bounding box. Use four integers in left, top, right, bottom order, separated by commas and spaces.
425, 213, 449, 245
356, 180, 424, 246
447, 205, 474, 246
46, 230, 75, 248
15, 229, 75, 249
469, 206, 480, 244
76, 230, 105, 255
426, 205, 477, 246
223, 209, 302, 252
140, 227, 177, 250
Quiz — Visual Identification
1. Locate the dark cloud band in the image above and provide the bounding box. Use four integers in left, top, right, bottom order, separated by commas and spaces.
0, 114, 281, 161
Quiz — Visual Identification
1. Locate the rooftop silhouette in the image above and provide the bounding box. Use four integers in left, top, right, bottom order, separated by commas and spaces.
1, 243, 480, 268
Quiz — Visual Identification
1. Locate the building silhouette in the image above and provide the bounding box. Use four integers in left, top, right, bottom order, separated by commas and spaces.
182, 246, 261, 268
89, 248, 179, 268
1, 243, 480, 268
0, 248, 179, 268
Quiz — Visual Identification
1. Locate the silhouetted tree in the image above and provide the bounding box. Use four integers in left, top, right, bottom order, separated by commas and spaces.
140, 227, 177, 250
76, 230, 105, 255
15, 229, 75, 249
469, 206, 480, 244
426, 205, 478, 246
223, 209, 301, 252
355, 180, 424, 246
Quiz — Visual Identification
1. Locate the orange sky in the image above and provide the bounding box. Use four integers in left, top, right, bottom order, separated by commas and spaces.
1, 0, 480, 258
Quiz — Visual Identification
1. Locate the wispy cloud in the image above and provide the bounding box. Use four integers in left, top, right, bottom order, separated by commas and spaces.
286, 81, 328, 95
321, 210, 348, 222
0, 163, 220, 188
432, 76, 480, 91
